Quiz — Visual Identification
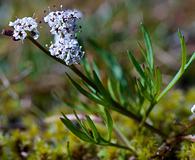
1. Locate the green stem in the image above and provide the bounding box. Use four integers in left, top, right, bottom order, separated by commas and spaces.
156, 68, 183, 103
146, 102, 156, 119
139, 101, 156, 128
67, 141, 72, 160
114, 125, 135, 152
27, 36, 66, 65
156, 46, 195, 103
108, 142, 135, 152
27, 37, 166, 138
111, 100, 166, 137
143, 65, 188, 126
142, 52, 195, 125
98, 137, 136, 153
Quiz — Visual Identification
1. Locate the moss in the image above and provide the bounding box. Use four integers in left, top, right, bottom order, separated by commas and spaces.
130, 131, 159, 160
178, 142, 195, 160
0, 90, 194, 159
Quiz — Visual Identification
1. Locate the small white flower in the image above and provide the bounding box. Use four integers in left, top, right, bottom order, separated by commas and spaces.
191, 104, 195, 114
9, 17, 39, 40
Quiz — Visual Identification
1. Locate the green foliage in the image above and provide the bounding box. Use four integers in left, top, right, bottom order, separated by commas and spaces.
0, 123, 68, 159
131, 131, 158, 160
60, 110, 124, 150
156, 31, 194, 102
140, 23, 154, 71
59, 24, 195, 159
2, 1, 195, 158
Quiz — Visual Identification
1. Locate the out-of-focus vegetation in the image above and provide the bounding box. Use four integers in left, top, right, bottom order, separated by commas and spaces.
0, 0, 195, 160
0, 89, 195, 159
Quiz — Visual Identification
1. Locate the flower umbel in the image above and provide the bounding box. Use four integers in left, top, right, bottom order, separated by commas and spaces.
49, 37, 83, 65
44, 9, 82, 36
44, 9, 84, 65
9, 17, 39, 40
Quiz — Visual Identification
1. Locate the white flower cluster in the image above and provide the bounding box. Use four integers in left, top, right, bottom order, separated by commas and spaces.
44, 9, 82, 36
9, 17, 39, 40
44, 9, 84, 65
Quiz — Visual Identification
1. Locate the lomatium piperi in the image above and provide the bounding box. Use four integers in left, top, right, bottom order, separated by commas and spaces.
3, 6, 195, 157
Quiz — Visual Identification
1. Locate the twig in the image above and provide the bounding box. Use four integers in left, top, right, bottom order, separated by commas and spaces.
152, 119, 195, 159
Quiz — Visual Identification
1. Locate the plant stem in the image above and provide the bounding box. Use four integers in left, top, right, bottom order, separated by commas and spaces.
99, 138, 136, 153
152, 119, 195, 159
27, 37, 166, 138
139, 101, 156, 128
156, 69, 184, 103
108, 142, 135, 152
27, 36, 99, 91
114, 125, 135, 152
111, 100, 166, 137
156, 52, 195, 103
140, 53, 195, 127
27, 36, 66, 65
67, 141, 72, 160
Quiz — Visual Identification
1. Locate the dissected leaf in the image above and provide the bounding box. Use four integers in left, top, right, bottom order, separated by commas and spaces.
137, 41, 147, 62
178, 30, 187, 73
88, 39, 125, 85
155, 67, 162, 95
73, 111, 94, 140
128, 51, 146, 80
107, 78, 117, 101
82, 57, 92, 79
156, 32, 190, 102
103, 109, 113, 141
141, 23, 154, 71
60, 113, 92, 142
93, 71, 112, 103
66, 73, 107, 106
86, 115, 100, 143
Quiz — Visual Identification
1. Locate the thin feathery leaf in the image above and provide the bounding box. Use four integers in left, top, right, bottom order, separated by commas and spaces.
128, 51, 146, 80
137, 41, 147, 62
73, 111, 94, 140
86, 115, 100, 143
60, 113, 92, 142
155, 67, 162, 95
82, 58, 92, 79
93, 71, 111, 102
66, 73, 106, 106
178, 30, 187, 72
103, 109, 113, 141
107, 78, 117, 101
141, 23, 154, 71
